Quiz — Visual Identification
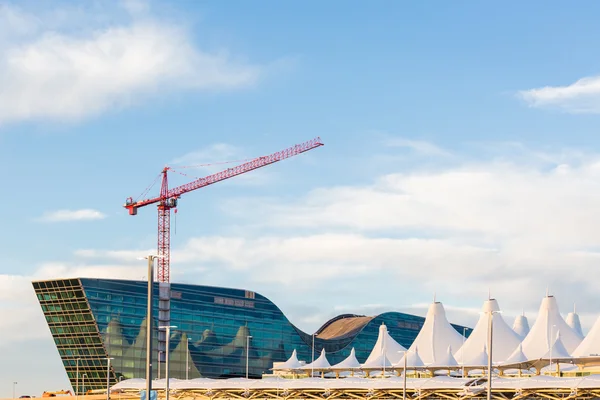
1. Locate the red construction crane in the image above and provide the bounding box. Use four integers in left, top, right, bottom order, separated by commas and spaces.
124, 137, 324, 282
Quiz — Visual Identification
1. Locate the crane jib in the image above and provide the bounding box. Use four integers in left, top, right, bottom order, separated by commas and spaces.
123, 136, 323, 283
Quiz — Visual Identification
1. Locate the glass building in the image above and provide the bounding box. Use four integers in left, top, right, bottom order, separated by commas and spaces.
32, 278, 472, 392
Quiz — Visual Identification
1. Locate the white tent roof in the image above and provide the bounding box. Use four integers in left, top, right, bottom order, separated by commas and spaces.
331, 348, 361, 370
504, 344, 528, 365
408, 302, 464, 365
512, 313, 530, 339
573, 316, 600, 357
463, 345, 488, 367
518, 295, 582, 358
272, 349, 302, 370
393, 346, 425, 368
427, 346, 458, 368
566, 305, 584, 338
361, 352, 393, 370
538, 332, 571, 359
300, 349, 331, 370
364, 323, 406, 365
112, 375, 600, 391
456, 299, 521, 364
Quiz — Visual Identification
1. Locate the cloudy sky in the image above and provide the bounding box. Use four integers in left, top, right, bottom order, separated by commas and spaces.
3, 0, 600, 396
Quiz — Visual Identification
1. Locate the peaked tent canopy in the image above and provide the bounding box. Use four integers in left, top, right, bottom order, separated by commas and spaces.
518, 295, 582, 358
361, 352, 393, 370
331, 348, 361, 370
463, 346, 489, 368
504, 344, 528, 365
300, 349, 332, 370
363, 323, 406, 365
573, 316, 600, 357
456, 299, 521, 364
538, 333, 571, 360
427, 346, 459, 368
393, 346, 425, 369
512, 314, 530, 339
272, 349, 302, 370
566, 306, 584, 339
408, 302, 465, 365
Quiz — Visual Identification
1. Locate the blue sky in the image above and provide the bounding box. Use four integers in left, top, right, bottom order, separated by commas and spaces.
3, 0, 600, 396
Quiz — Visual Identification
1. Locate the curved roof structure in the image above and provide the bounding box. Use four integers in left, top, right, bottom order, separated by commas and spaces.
518, 295, 582, 359
408, 302, 465, 365
316, 315, 375, 340
456, 299, 521, 364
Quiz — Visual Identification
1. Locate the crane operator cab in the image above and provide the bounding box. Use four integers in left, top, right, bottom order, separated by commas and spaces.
166, 198, 178, 208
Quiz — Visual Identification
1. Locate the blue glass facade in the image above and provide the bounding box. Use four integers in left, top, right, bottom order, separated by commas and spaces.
33, 278, 472, 392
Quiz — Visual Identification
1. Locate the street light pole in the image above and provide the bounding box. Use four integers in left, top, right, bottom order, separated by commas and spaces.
398, 350, 407, 400
549, 324, 556, 374
82, 374, 87, 396
159, 325, 177, 400
141, 255, 162, 400
486, 311, 495, 400
311, 334, 315, 378
186, 338, 191, 380
12, 381, 17, 399
462, 328, 466, 377
76, 357, 81, 398
246, 335, 253, 379
382, 328, 386, 378
158, 351, 163, 379
106, 357, 114, 400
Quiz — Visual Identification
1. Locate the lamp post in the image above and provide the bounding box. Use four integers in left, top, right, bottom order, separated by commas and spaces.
82, 374, 87, 396
398, 350, 408, 400
382, 328, 386, 378
106, 357, 114, 400
186, 338, 191, 380
311, 334, 315, 378
158, 351, 163, 379
12, 381, 17, 399
159, 325, 177, 400
246, 335, 253, 379
462, 328, 466, 377
486, 310, 499, 400
549, 324, 557, 375
76, 357, 81, 398
138, 255, 162, 400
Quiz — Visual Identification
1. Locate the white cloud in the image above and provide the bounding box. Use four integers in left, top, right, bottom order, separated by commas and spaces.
384, 137, 452, 157
38, 209, 106, 222
519, 75, 600, 113
171, 143, 244, 166
0, 3, 261, 125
